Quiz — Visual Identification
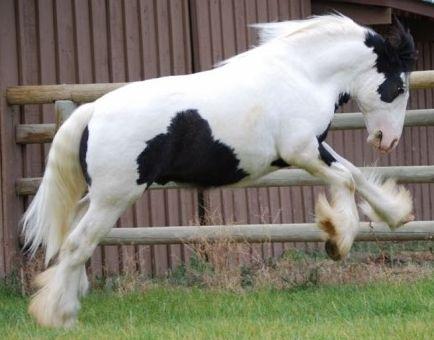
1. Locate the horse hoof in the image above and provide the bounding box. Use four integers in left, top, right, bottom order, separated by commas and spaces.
325, 240, 342, 261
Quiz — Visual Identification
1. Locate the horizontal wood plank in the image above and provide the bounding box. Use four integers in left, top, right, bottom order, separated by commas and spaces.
409, 70, 434, 89
16, 165, 434, 196
7, 83, 126, 105
16, 123, 56, 144
15, 109, 434, 144
331, 109, 434, 130
6, 70, 434, 105
101, 221, 434, 245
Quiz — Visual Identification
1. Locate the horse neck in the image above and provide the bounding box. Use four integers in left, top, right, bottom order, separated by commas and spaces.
283, 32, 375, 98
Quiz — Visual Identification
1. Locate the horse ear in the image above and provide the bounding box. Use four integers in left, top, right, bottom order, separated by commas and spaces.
385, 15, 418, 71
387, 15, 406, 48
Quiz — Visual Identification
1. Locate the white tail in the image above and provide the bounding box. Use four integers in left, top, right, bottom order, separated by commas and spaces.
22, 103, 94, 266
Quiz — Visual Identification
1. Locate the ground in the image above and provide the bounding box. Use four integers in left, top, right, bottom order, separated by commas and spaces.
1, 275, 433, 339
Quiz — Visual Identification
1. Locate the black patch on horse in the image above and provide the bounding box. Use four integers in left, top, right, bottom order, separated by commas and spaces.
318, 143, 336, 166
364, 18, 416, 103
317, 122, 331, 144
334, 92, 350, 112
271, 158, 289, 168
79, 126, 92, 185
136, 109, 249, 188
317, 122, 336, 166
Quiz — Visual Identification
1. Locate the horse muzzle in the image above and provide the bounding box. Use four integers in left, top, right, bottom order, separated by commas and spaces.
367, 130, 399, 154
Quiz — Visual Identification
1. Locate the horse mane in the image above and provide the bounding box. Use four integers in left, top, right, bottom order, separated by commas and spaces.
251, 14, 359, 45
386, 16, 417, 72
219, 14, 417, 73
218, 14, 361, 66
364, 16, 417, 74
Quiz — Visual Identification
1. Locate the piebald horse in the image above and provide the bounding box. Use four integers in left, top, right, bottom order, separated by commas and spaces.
23, 15, 416, 327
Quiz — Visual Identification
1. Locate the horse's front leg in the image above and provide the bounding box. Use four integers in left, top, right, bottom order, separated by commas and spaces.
322, 143, 414, 229
280, 133, 359, 260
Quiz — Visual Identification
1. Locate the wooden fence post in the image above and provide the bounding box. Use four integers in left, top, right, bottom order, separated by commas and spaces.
55, 100, 77, 129
0, 0, 22, 279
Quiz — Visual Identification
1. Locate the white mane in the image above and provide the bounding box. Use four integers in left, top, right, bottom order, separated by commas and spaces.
252, 14, 361, 45
218, 14, 364, 66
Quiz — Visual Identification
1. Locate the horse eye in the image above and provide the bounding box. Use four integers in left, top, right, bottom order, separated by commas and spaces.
397, 87, 405, 95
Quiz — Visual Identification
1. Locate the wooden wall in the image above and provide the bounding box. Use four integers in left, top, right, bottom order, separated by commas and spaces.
0, 0, 432, 279
0, 0, 311, 279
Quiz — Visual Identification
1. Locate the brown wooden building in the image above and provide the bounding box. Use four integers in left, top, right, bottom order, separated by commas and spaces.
1, 0, 433, 279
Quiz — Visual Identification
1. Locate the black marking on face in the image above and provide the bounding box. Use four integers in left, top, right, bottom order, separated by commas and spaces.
79, 126, 92, 186
316, 123, 336, 166
377, 74, 406, 103
136, 109, 249, 188
365, 32, 405, 103
271, 158, 290, 168
334, 92, 350, 112
364, 19, 416, 103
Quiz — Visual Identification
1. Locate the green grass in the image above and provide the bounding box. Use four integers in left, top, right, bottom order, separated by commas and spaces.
1, 277, 433, 339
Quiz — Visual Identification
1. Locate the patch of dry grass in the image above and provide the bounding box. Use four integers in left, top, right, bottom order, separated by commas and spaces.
93, 236, 433, 296
171, 239, 433, 291
19, 213, 433, 296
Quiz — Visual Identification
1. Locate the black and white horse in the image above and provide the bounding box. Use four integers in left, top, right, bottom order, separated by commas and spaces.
23, 15, 416, 327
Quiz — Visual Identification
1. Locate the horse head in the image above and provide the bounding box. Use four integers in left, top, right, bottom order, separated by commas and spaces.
354, 16, 417, 153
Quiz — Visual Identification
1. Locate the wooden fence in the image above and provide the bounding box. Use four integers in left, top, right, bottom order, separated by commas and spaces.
6, 70, 434, 246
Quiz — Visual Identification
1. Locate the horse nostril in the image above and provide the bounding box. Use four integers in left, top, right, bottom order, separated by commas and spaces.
376, 130, 383, 141
390, 138, 398, 150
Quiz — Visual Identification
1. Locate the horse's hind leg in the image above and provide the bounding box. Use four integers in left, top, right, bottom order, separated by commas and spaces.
28, 194, 136, 328
70, 195, 91, 298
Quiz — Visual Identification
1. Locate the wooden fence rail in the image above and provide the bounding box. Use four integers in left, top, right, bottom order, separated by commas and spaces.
6, 70, 434, 105
101, 221, 434, 245
15, 108, 434, 144
16, 165, 434, 196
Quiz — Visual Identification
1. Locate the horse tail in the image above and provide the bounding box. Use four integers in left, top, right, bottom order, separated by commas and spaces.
22, 103, 95, 266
